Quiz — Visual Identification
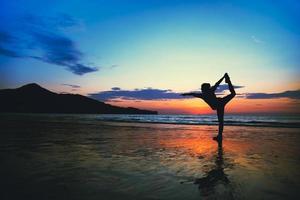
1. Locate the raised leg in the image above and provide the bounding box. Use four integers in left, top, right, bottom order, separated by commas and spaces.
222, 74, 236, 106
226, 74, 236, 96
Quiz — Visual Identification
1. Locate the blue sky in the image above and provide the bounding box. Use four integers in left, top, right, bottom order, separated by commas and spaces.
0, 0, 299, 113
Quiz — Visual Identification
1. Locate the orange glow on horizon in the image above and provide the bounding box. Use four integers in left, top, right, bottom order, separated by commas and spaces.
107, 97, 300, 114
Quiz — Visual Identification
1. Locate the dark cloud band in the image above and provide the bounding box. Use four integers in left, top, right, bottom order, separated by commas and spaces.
89, 85, 246, 101
245, 90, 300, 99
89, 87, 299, 102
89, 88, 189, 101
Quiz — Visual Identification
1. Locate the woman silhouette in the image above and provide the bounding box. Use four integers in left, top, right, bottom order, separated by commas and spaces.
182, 73, 236, 141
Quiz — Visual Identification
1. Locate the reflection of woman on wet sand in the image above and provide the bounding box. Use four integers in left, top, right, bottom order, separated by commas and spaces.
182, 73, 236, 141
195, 142, 234, 198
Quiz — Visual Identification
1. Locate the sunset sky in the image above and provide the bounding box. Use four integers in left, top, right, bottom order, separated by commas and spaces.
1, 0, 299, 114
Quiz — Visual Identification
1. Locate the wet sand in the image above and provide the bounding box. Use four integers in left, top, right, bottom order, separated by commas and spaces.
0, 114, 300, 200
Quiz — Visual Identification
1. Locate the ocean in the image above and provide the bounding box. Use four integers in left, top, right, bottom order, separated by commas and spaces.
3, 113, 300, 128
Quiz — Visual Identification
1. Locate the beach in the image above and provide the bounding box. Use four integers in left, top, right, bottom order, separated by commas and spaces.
0, 114, 300, 200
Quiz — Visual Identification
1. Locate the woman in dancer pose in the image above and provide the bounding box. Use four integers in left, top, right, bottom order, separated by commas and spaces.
182, 73, 236, 142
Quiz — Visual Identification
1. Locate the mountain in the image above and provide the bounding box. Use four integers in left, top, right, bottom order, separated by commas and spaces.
0, 83, 157, 114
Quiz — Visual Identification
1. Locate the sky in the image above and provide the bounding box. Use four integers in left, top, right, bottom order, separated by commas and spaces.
0, 0, 299, 114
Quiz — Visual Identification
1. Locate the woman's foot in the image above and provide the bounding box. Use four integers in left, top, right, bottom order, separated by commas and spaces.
225, 73, 230, 83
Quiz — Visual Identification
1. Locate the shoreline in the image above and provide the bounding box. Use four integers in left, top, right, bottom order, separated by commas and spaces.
85, 119, 300, 128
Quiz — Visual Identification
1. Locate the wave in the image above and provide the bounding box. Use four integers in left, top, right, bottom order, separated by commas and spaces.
93, 114, 300, 128
3, 113, 299, 128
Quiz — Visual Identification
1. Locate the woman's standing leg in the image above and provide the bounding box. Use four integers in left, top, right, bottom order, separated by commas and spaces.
216, 107, 224, 141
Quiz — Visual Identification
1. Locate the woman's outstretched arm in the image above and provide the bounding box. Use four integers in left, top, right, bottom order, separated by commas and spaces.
181, 93, 203, 98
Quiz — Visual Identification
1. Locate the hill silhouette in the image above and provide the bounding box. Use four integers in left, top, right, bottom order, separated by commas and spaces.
0, 83, 157, 114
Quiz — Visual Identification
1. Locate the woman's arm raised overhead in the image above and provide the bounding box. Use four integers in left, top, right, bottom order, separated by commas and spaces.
211, 74, 226, 92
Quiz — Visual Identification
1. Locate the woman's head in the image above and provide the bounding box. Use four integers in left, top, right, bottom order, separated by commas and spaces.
201, 83, 211, 93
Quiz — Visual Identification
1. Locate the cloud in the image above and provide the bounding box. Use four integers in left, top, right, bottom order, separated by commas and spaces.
215, 84, 244, 93
89, 88, 189, 101
251, 35, 264, 44
111, 87, 121, 91
61, 83, 80, 88
29, 31, 98, 75
90, 85, 245, 101
89, 87, 300, 102
0, 46, 19, 57
0, 31, 20, 57
0, 14, 98, 75
245, 90, 300, 99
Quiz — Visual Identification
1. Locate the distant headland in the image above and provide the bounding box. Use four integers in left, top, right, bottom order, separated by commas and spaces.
0, 83, 157, 114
